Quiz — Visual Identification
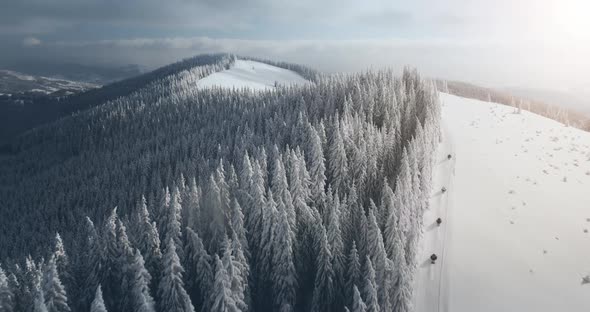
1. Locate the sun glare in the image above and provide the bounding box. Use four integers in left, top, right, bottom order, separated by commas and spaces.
550, 0, 590, 40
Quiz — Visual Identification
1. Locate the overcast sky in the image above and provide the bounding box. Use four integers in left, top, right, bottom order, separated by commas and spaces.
1, 0, 589, 91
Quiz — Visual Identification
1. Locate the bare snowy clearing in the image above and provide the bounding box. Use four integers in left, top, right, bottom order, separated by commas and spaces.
196, 59, 311, 91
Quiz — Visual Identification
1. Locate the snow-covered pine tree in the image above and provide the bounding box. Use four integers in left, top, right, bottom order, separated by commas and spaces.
256, 147, 268, 188
272, 156, 296, 242
379, 181, 395, 234
133, 196, 162, 296
362, 257, 379, 312
351, 285, 367, 312
162, 187, 185, 260
215, 160, 232, 218
185, 178, 202, 236
52, 234, 72, 298
271, 196, 297, 312
253, 188, 277, 311
366, 205, 390, 311
116, 219, 136, 312
289, 149, 313, 222
230, 199, 249, 260
102, 208, 123, 310
221, 238, 246, 312
395, 148, 413, 236
326, 199, 345, 311
311, 224, 333, 312
116, 219, 134, 260
158, 239, 194, 312
239, 152, 254, 207
158, 187, 172, 231
0, 265, 14, 312
246, 160, 267, 262
90, 286, 107, 312
79, 217, 102, 312
357, 212, 369, 269
227, 165, 240, 202
184, 228, 213, 311
127, 250, 155, 312
345, 241, 361, 308
205, 175, 225, 254
42, 257, 70, 312
33, 284, 48, 312
230, 230, 250, 310
328, 119, 348, 194
393, 261, 413, 312
308, 127, 327, 206
14, 259, 36, 312
211, 255, 239, 312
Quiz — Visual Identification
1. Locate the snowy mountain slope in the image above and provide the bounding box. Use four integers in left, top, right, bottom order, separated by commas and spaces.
415, 93, 590, 311
196, 59, 311, 90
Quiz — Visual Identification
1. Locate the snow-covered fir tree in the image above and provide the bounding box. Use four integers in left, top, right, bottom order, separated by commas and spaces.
311, 225, 333, 312
184, 228, 213, 311
211, 255, 240, 312
127, 250, 156, 312
0, 265, 14, 312
351, 285, 367, 312
158, 239, 194, 312
33, 285, 48, 312
363, 257, 379, 312
42, 257, 70, 312
345, 241, 361, 308
90, 286, 107, 312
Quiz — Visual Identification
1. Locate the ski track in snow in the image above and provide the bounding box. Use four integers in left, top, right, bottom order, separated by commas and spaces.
415, 93, 590, 312
196, 59, 311, 91
414, 121, 455, 312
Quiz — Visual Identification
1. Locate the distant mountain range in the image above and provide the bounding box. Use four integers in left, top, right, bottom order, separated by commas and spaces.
0, 69, 99, 96
2, 61, 142, 85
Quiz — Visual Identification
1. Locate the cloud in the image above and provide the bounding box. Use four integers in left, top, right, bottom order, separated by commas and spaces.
356, 9, 414, 29
22, 37, 41, 47
41, 35, 590, 92
0, 0, 587, 92
0, 0, 486, 40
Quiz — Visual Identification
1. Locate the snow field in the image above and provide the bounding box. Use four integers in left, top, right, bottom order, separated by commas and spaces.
415, 93, 590, 312
196, 59, 311, 91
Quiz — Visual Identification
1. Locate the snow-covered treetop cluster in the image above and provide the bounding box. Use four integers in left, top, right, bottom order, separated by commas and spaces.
0, 55, 440, 312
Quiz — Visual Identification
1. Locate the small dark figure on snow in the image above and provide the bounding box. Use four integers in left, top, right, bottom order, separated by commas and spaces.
447, 154, 452, 160
436, 218, 442, 226
430, 254, 438, 264
441, 187, 447, 193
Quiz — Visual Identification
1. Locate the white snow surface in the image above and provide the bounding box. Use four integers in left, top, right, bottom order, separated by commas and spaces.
196, 59, 310, 91
415, 93, 590, 312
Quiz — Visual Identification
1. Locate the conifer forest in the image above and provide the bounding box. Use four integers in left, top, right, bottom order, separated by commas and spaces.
0, 54, 441, 312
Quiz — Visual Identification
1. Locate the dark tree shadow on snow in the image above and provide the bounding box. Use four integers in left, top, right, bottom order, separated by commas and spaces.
426, 222, 440, 232
420, 259, 434, 268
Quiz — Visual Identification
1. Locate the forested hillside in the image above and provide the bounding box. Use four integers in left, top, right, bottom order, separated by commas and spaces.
0, 56, 440, 312
0, 54, 235, 146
